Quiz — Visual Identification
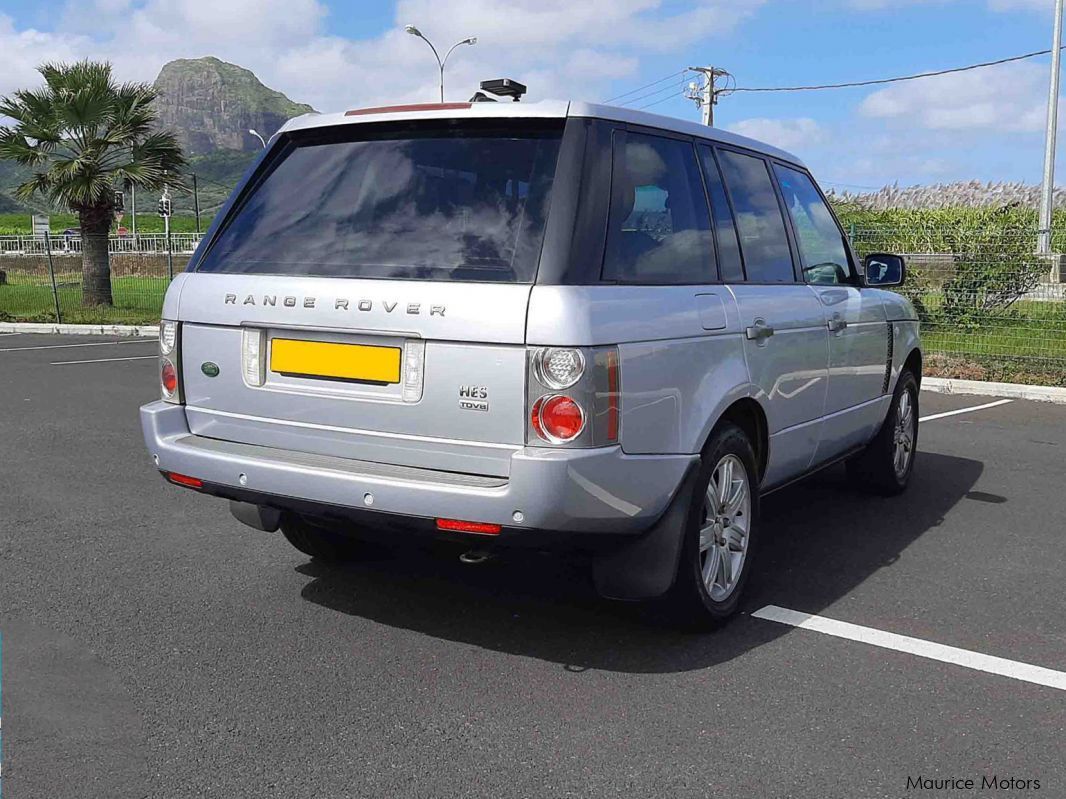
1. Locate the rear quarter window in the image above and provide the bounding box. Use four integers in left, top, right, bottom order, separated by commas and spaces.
196, 122, 563, 283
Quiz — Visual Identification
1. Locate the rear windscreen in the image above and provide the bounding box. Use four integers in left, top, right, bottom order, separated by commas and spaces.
196, 123, 563, 283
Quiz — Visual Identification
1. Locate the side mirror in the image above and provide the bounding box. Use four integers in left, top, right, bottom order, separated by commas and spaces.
863, 253, 906, 287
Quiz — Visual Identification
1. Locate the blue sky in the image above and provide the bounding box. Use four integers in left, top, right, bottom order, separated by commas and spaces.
1, 0, 1062, 191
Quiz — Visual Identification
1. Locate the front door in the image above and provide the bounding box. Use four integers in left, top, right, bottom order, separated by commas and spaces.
772, 163, 890, 460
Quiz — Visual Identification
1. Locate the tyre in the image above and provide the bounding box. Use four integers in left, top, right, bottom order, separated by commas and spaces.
847, 369, 919, 496
280, 514, 364, 562
663, 422, 761, 630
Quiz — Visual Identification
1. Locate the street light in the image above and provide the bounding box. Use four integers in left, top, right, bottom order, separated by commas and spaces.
248, 129, 267, 149
404, 25, 478, 102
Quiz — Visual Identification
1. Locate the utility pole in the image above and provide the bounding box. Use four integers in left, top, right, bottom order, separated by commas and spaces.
687, 66, 733, 127
192, 174, 201, 234
1038, 0, 1064, 255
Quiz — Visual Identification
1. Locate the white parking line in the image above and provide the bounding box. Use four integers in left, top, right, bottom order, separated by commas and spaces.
753, 605, 1066, 692
1, 339, 157, 352
920, 399, 1012, 422
50, 355, 157, 365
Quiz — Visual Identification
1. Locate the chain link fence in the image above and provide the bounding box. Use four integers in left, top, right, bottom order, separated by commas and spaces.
1, 226, 1064, 385
0, 233, 192, 326
849, 224, 1066, 386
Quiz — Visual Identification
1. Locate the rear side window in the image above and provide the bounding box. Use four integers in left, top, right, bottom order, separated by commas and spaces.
773, 164, 852, 285
602, 131, 715, 284
697, 146, 744, 283
196, 124, 562, 283
716, 149, 795, 283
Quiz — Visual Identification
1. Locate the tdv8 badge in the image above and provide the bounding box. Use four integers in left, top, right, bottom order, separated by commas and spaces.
458, 385, 489, 412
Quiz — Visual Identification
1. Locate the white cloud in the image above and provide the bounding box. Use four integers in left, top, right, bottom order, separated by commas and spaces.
0, 0, 764, 117
858, 61, 1049, 133
0, 15, 89, 99
727, 117, 823, 151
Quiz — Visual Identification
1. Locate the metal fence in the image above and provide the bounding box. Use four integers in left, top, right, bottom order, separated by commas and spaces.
849, 225, 1066, 386
1, 226, 1064, 385
0, 232, 202, 256
0, 232, 195, 326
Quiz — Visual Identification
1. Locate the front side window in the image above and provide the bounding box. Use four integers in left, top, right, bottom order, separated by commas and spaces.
716, 149, 795, 283
196, 124, 562, 283
602, 131, 715, 284
774, 164, 852, 285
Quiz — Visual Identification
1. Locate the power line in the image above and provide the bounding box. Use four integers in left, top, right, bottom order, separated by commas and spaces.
638, 89, 688, 111
733, 46, 1066, 93
603, 69, 689, 103
617, 76, 693, 108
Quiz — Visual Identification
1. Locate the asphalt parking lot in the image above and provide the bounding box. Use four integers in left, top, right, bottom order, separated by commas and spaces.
2, 332, 1064, 798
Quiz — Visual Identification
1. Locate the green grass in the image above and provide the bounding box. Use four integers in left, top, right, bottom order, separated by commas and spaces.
0, 273, 167, 325
923, 305, 1066, 362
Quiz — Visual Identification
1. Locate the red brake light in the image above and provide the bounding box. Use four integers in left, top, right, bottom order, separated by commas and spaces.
161, 359, 177, 394
345, 102, 471, 116
532, 395, 585, 442
165, 472, 203, 489
436, 518, 502, 535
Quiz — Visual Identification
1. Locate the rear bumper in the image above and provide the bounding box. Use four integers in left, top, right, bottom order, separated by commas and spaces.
140, 401, 695, 535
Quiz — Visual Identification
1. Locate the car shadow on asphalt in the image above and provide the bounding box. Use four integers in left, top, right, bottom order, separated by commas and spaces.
296, 451, 983, 673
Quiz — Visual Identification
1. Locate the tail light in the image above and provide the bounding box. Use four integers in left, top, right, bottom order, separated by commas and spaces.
242, 328, 266, 387
531, 395, 585, 442
159, 320, 182, 404
526, 346, 619, 447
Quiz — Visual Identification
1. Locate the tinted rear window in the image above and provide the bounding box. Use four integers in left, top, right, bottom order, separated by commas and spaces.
196, 123, 563, 283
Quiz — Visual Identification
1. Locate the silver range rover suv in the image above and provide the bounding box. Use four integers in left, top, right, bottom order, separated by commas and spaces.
141, 100, 921, 628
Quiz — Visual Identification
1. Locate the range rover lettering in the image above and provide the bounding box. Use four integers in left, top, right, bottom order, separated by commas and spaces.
141, 99, 920, 628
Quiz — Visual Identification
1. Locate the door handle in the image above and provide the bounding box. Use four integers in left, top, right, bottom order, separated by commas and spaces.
827, 317, 848, 333
745, 321, 775, 341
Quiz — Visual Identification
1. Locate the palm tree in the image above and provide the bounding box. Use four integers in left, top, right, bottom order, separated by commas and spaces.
0, 60, 185, 306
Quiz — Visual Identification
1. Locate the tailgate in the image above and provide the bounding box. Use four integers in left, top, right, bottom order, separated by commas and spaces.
177, 275, 530, 477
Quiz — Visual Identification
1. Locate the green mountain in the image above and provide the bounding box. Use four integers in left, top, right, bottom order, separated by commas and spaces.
153, 56, 316, 155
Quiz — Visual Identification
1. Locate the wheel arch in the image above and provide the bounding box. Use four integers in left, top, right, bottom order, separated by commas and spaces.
706, 397, 769, 482
903, 347, 923, 388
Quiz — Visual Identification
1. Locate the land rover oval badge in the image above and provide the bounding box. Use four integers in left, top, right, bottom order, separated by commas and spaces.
201, 362, 220, 377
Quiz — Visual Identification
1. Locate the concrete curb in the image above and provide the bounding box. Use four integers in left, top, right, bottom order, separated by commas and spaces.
0, 322, 159, 337
923, 377, 1066, 404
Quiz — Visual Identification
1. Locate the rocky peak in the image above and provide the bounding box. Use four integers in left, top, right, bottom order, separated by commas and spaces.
153, 57, 315, 155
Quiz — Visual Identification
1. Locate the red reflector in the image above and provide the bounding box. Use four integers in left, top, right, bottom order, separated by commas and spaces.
345, 102, 472, 116
605, 348, 620, 442
161, 359, 177, 394
436, 518, 502, 535
166, 472, 203, 489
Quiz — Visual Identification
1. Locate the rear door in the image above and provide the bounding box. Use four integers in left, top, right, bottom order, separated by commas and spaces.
772, 163, 889, 458
176, 119, 566, 477
703, 146, 829, 488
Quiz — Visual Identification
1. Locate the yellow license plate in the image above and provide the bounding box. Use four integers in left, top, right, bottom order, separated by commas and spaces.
270, 339, 401, 384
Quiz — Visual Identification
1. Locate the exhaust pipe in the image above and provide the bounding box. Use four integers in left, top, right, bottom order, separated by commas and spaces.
459, 549, 494, 565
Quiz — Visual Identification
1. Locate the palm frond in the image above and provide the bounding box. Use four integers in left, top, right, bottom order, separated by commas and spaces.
0, 59, 188, 212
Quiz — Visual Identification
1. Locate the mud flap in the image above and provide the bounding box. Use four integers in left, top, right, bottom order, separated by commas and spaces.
229, 500, 282, 532
592, 459, 701, 601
